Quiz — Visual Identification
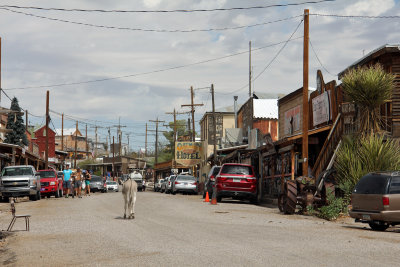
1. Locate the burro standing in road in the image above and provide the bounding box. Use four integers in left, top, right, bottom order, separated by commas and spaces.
122, 178, 138, 219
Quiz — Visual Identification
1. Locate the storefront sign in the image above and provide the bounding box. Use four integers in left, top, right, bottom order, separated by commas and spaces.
284, 105, 301, 135
312, 91, 331, 126
175, 142, 202, 166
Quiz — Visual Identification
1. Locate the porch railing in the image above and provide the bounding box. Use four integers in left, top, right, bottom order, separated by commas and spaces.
311, 113, 343, 178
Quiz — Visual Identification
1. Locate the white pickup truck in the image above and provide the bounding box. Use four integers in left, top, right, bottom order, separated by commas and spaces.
0, 165, 41, 201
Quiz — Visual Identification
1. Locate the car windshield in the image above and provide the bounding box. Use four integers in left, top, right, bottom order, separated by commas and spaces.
107, 181, 117, 185
389, 176, 400, 194
2, 167, 33, 177
221, 165, 252, 175
354, 174, 389, 194
91, 176, 102, 182
39, 171, 56, 178
176, 175, 195, 181
159, 179, 164, 183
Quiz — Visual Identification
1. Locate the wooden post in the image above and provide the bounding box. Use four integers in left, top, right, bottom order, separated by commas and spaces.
112, 136, 115, 176
145, 123, 147, 157
25, 110, 28, 133
61, 113, 64, 151
74, 121, 78, 168
211, 84, 217, 165
45, 90, 49, 169
291, 148, 295, 180
85, 124, 88, 159
302, 9, 309, 176
191, 86, 195, 141
249, 41, 252, 97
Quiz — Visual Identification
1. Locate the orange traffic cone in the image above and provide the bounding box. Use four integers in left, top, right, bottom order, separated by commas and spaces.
210, 196, 217, 205
204, 191, 210, 202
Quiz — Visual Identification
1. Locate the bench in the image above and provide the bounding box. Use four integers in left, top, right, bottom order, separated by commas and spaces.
7, 198, 31, 232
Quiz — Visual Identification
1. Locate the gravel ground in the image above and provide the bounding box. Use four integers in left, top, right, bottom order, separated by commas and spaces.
0, 189, 399, 267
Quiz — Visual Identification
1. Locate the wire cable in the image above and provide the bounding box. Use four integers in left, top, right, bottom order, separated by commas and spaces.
310, 13, 400, 19
217, 19, 303, 95
0, 8, 303, 33
0, 1, 335, 13
309, 38, 336, 77
3, 37, 302, 91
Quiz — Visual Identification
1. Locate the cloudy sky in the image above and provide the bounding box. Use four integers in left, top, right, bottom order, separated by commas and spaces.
0, 0, 399, 151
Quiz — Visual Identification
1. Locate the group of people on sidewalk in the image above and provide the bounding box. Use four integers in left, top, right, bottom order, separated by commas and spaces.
62, 165, 92, 198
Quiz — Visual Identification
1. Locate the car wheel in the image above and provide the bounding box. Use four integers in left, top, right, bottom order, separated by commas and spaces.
172, 191, 176, 195
369, 221, 389, 231
217, 195, 222, 202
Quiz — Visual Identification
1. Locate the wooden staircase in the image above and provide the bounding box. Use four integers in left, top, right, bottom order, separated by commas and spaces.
312, 113, 343, 178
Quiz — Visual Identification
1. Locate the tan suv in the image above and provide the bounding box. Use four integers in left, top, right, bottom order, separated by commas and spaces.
349, 172, 400, 231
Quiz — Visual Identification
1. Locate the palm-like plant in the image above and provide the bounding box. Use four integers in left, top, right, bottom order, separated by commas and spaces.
335, 135, 400, 196
341, 64, 395, 135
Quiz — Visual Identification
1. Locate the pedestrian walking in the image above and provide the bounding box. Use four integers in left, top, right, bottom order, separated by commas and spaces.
74, 168, 83, 198
63, 165, 73, 198
84, 170, 91, 196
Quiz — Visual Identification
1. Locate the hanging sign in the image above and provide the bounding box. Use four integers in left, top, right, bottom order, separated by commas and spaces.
175, 142, 202, 166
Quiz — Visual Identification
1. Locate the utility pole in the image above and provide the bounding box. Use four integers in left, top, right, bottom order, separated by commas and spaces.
126, 134, 129, 156
61, 113, 64, 151
25, 110, 28, 132
249, 41, 252, 98
74, 121, 78, 169
181, 86, 203, 142
108, 127, 111, 154
112, 136, 115, 176
145, 123, 148, 157
95, 125, 98, 158
166, 109, 191, 169
85, 124, 88, 159
211, 84, 218, 205
302, 9, 309, 176
45, 91, 49, 169
149, 118, 165, 175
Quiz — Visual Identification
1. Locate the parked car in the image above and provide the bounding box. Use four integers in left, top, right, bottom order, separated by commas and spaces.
38, 169, 63, 198
130, 171, 143, 191
57, 171, 64, 180
160, 177, 169, 193
349, 172, 400, 231
172, 175, 197, 195
155, 179, 164, 192
215, 163, 258, 203
106, 181, 119, 192
0, 165, 41, 201
165, 175, 176, 194
203, 166, 221, 198
90, 175, 107, 193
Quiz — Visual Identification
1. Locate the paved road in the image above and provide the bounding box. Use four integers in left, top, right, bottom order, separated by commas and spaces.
0, 189, 400, 267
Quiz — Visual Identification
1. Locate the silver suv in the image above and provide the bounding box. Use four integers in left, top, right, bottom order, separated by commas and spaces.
0, 165, 41, 201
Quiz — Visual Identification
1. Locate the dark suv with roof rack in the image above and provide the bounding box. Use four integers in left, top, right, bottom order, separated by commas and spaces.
349, 171, 400, 231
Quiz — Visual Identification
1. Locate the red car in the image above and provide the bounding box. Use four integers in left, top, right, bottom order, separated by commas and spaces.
215, 163, 258, 203
38, 169, 63, 198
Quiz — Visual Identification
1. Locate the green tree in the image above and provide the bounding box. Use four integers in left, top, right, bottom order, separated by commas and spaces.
161, 120, 189, 160
5, 97, 28, 146
341, 64, 395, 135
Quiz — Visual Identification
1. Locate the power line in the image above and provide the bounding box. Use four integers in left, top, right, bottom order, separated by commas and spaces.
217, 19, 303, 95
0, 8, 303, 33
252, 18, 303, 82
3, 37, 302, 91
309, 39, 336, 77
310, 13, 400, 19
0, 1, 335, 13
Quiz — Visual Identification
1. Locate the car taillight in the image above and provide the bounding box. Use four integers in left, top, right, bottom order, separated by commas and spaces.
192, 182, 197, 185
210, 175, 215, 181
383, 196, 389, 207
217, 176, 227, 182
175, 181, 180, 184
